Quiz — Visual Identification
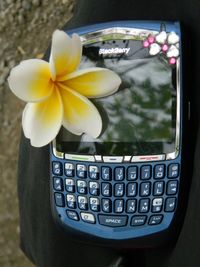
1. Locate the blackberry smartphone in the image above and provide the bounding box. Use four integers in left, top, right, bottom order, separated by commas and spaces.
50, 21, 188, 247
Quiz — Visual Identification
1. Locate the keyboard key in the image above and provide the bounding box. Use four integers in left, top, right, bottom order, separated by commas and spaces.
131, 215, 147, 226
154, 164, 165, 179
127, 166, 138, 180
66, 210, 79, 221
76, 164, 87, 178
90, 197, 100, 212
53, 177, 63, 191
89, 181, 100, 196
127, 183, 137, 197
64, 163, 74, 177
167, 181, 178, 195
95, 155, 102, 161
65, 178, 75, 193
114, 199, 124, 213
139, 199, 150, 213
66, 194, 76, 209
65, 154, 95, 162
152, 198, 163, 213
102, 199, 112, 213
102, 183, 112, 197
77, 180, 87, 194
81, 212, 95, 224
126, 199, 137, 213
153, 181, 164, 196
103, 156, 123, 163
78, 196, 88, 210
52, 161, 63, 176
101, 167, 112, 181
89, 165, 99, 180
54, 193, 65, 207
140, 182, 151, 197
114, 167, 125, 181
98, 215, 127, 227
141, 165, 151, 180
148, 215, 163, 225
114, 183, 125, 197
168, 163, 179, 178
165, 197, 176, 212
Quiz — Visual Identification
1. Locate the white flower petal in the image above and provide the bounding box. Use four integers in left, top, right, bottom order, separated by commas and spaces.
149, 43, 161, 55
61, 121, 83, 136
167, 32, 179, 44
50, 30, 82, 79
8, 59, 52, 102
22, 103, 32, 139
22, 89, 63, 147
156, 31, 167, 44
60, 67, 121, 98
59, 86, 102, 138
166, 45, 179, 58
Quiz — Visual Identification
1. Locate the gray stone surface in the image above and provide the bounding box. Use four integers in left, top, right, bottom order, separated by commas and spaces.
0, 0, 74, 266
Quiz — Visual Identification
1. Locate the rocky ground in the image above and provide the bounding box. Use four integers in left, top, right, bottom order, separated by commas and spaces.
0, 0, 74, 266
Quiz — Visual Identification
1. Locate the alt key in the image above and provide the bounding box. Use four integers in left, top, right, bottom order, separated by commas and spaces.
66, 210, 79, 221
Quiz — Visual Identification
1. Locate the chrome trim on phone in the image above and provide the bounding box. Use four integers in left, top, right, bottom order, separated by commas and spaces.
166, 58, 180, 160
80, 27, 158, 44
52, 140, 64, 158
52, 26, 181, 161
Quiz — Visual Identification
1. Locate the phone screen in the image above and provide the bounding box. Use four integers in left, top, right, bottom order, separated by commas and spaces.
56, 39, 177, 156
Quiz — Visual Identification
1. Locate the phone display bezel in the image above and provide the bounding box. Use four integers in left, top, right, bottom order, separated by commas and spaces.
52, 25, 181, 162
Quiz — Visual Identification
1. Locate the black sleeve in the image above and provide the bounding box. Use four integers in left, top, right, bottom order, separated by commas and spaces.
18, 134, 122, 267
18, 0, 200, 266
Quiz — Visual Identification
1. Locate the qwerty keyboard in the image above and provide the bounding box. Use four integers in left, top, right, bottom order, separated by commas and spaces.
51, 160, 179, 228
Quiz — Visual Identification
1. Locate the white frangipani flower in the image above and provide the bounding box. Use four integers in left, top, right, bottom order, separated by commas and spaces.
8, 30, 121, 147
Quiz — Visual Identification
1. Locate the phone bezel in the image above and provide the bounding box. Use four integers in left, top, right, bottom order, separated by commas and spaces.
52, 24, 181, 162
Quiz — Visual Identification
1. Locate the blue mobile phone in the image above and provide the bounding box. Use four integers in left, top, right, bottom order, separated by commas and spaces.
50, 21, 188, 247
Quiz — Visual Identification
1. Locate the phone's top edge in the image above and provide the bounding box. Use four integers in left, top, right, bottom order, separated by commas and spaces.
65, 21, 181, 36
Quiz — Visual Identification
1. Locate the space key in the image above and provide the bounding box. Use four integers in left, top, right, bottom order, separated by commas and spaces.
98, 215, 128, 227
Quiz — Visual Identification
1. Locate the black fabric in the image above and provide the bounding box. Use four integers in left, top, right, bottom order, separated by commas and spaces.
18, 0, 200, 266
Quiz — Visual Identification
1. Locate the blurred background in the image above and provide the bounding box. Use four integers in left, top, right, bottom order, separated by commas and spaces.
0, 0, 75, 266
